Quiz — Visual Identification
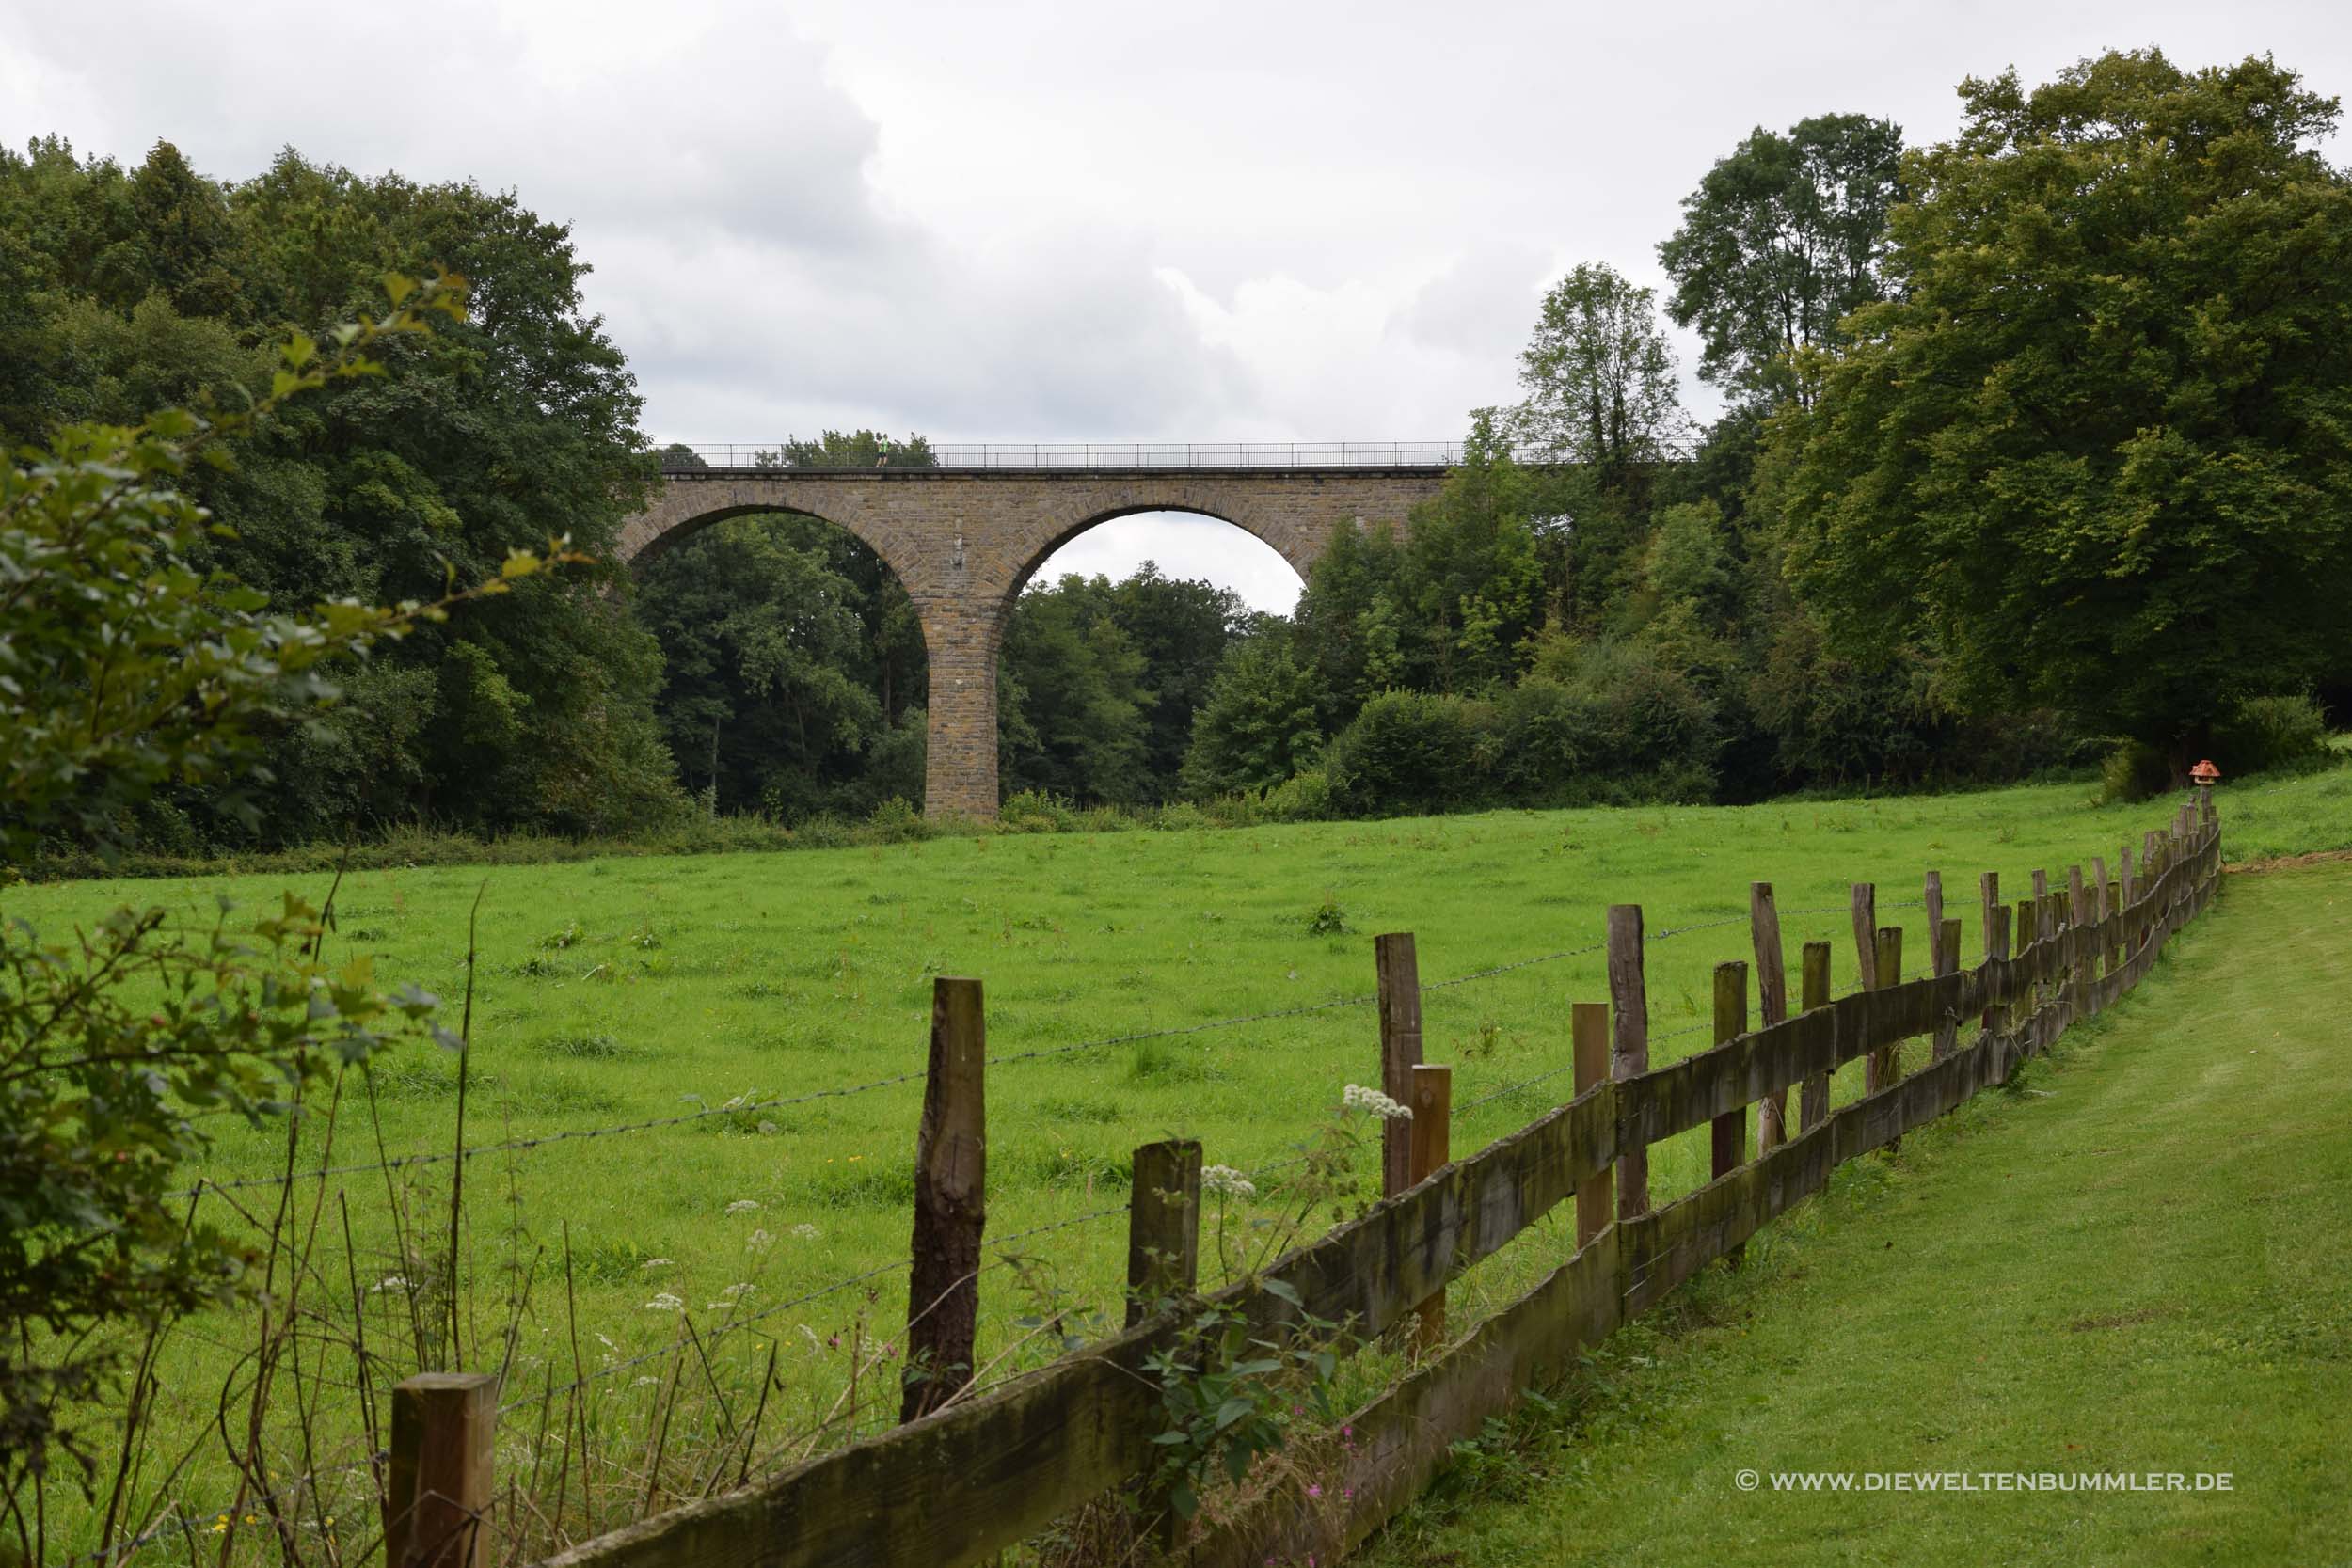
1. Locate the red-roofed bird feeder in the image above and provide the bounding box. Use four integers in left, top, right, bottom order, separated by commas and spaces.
2190, 759, 2221, 787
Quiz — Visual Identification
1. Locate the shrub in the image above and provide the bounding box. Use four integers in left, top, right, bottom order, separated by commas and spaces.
1260, 768, 1333, 822
1324, 690, 1487, 817
998, 789, 1078, 832
2213, 693, 2332, 777
2099, 740, 2172, 803
864, 796, 930, 844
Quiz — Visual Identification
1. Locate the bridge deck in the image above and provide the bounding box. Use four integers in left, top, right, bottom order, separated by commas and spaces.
655, 440, 1468, 473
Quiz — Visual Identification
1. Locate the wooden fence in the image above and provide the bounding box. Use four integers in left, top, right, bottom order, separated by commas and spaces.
385, 797, 2226, 1568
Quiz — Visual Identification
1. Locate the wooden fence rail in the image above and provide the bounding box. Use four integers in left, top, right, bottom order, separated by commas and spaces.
474, 800, 2225, 1568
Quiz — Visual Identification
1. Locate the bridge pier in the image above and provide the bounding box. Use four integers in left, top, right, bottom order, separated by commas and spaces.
919, 602, 1002, 818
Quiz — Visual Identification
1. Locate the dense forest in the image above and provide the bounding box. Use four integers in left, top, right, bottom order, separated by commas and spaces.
7, 47, 2348, 855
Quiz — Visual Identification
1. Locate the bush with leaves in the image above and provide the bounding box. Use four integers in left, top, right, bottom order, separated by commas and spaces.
0, 272, 576, 1532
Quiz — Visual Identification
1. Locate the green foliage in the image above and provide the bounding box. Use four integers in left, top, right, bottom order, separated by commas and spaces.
2212, 693, 2333, 777
1659, 113, 1904, 407
0, 138, 681, 847
1325, 689, 1487, 817
2099, 741, 2174, 804
1777, 50, 2352, 762
0, 273, 554, 1501
1512, 262, 1686, 473
1183, 634, 1324, 797
1142, 1292, 1337, 1521
636, 513, 922, 821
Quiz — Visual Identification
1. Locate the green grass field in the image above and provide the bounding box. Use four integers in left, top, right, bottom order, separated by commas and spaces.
15, 767, 2347, 1560
1361, 853, 2352, 1568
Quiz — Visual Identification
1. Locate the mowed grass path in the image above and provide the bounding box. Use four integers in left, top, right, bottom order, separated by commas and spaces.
13, 770, 2345, 1554
1366, 857, 2352, 1568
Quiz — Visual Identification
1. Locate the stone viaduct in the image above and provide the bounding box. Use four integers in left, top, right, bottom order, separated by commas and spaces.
614, 460, 1448, 816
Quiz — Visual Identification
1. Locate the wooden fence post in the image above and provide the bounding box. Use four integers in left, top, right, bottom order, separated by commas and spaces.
386, 1372, 496, 1568
2030, 869, 2051, 944
1606, 906, 1650, 1221
1375, 933, 1423, 1199
1871, 924, 1903, 1095
1571, 1002, 1612, 1247
2091, 856, 2112, 987
1798, 942, 1832, 1131
1934, 918, 1961, 1059
2014, 896, 2039, 1047
1124, 1140, 1201, 1328
903, 976, 986, 1423
1711, 961, 1748, 1266
1852, 882, 1881, 1093
1984, 903, 2012, 1045
2067, 865, 2091, 1018
1979, 872, 2002, 1035
1749, 884, 1788, 1152
1408, 1063, 1453, 1348
1924, 871, 1955, 1061
1850, 883, 1880, 994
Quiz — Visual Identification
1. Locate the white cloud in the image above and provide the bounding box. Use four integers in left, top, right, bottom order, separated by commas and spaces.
4, 0, 2347, 604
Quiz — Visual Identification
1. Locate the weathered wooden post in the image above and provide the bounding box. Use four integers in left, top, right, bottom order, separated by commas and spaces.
1850, 883, 1880, 994
2091, 856, 2112, 986
2030, 869, 2051, 944
1375, 933, 1423, 1199
2067, 865, 2091, 1020
1408, 1063, 1453, 1348
1979, 872, 2002, 1036
386, 1372, 496, 1568
1711, 961, 1748, 1265
1748, 884, 1788, 1152
1925, 865, 1951, 1062
903, 976, 985, 1423
2015, 897, 2043, 1052
1798, 942, 1832, 1132
1572, 1002, 1612, 1248
1851, 883, 1882, 1092
1933, 918, 1962, 1059
1125, 1139, 1201, 1328
1872, 924, 1903, 1097
1984, 904, 2013, 1051
1606, 906, 1650, 1221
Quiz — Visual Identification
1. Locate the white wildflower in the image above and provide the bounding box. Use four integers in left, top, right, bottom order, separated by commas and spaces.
790, 1223, 821, 1241
1342, 1084, 1413, 1122
643, 1292, 685, 1312
1200, 1164, 1257, 1200
745, 1227, 774, 1254
721, 1282, 753, 1297
595, 1333, 618, 1352
725, 1199, 760, 1215
639, 1258, 674, 1271
633, 1376, 660, 1387
369, 1274, 410, 1294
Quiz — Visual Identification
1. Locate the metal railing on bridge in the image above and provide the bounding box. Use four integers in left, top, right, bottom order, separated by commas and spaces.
655, 440, 1470, 472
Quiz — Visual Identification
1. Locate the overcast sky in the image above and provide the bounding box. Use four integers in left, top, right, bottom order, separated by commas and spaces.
5, 0, 2346, 610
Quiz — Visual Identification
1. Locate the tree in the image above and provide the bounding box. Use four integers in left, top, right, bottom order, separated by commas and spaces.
635, 515, 914, 818
998, 577, 1152, 804
1659, 115, 1904, 407
0, 276, 560, 1515
1512, 263, 1687, 476
1778, 50, 2352, 768
0, 141, 683, 845
1182, 633, 1324, 796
